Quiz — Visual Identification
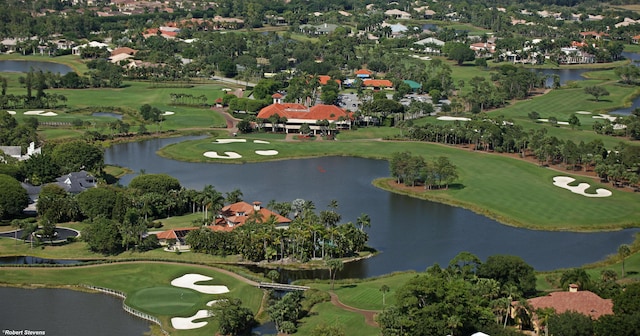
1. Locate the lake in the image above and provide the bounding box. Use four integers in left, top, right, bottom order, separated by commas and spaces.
0, 287, 151, 336
0, 60, 74, 74
105, 136, 640, 278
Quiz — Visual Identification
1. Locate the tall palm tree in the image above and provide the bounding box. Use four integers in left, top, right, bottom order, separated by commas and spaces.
618, 244, 631, 278
356, 213, 371, 232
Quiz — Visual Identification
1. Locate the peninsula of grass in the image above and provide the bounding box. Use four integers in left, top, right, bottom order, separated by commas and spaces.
0, 262, 263, 336
156, 135, 640, 231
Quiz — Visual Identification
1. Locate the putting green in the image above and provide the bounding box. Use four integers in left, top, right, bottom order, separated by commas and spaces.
126, 286, 201, 315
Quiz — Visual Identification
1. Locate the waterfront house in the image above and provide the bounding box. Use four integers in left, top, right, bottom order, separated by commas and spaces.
212, 201, 292, 231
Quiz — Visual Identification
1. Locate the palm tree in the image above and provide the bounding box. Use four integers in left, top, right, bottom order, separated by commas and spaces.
380, 284, 390, 307
618, 244, 631, 278
326, 259, 344, 290
356, 213, 371, 232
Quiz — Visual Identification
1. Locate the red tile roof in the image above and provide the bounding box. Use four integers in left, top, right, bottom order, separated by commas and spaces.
318, 75, 341, 85
272, 93, 283, 99
527, 290, 613, 319
210, 201, 291, 232
355, 69, 373, 75
156, 227, 198, 240
362, 79, 393, 88
111, 47, 137, 56
257, 103, 351, 121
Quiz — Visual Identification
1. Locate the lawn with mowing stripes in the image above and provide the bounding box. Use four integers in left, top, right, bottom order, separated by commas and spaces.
127, 286, 202, 315
296, 302, 380, 336
160, 136, 640, 230
307, 271, 420, 310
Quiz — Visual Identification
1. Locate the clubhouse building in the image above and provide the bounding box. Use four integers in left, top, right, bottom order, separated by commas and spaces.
256, 94, 352, 135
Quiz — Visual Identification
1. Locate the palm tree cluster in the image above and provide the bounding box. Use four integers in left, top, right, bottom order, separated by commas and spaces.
186, 200, 371, 263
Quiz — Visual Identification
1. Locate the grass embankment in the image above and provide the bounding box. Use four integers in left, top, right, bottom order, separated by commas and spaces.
0, 262, 263, 336
159, 135, 640, 231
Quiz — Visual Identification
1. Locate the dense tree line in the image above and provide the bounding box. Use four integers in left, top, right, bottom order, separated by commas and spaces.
402, 116, 640, 188
377, 252, 536, 336
389, 151, 459, 189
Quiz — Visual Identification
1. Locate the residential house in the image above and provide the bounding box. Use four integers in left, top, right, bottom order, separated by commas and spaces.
560, 47, 595, 64
384, 9, 411, 20
156, 227, 198, 248
317, 75, 342, 88
470, 42, 496, 57
414, 37, 444, 54
54, 171, 97, 194
633, 34, 640, 44
72, 41, 111, 55
579, 31, 608, 40
355, 69, 373, 79
257, 94, 352, 134
299, 23, 338, 35
0, 142, 41, 162
362, 79, 394, 90
523, 284, 613, 334
212, 201, 292, 231
403, 80, 422, 92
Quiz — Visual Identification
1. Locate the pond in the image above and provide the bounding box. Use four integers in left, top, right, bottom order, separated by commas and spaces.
105, 136, 640, 278
0, 60, 74, 74
0, 287, 151, 336
91, 112, 123, 120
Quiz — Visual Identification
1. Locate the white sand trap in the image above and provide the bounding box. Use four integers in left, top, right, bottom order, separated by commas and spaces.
214, 139, 247, 144
255, 150, 278, 156
253, 140, 270, 144
576, 111, 592, 115
162, 111, 175, 116
437, 116, 471, 121
552, 176, 612, 198
171, 274, 230, 294
206, 299, 228, 307
592, 114, 617, 122
171, 310, 210, 330
7, 111, 16, 115
538, 118, 569, 125
203, 151, 242, 159
24, 110, 57, 116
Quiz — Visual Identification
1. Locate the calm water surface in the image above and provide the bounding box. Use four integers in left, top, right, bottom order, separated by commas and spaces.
0, 287, 150, 336
0, 60, 73, 74
105, 136, 640, 277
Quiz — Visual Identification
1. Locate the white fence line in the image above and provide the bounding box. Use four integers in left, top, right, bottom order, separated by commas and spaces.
81, 285, 169, 335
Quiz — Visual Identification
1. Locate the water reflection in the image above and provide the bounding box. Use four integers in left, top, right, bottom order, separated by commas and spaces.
0, 60, 74, 74
105, 137, 639, 278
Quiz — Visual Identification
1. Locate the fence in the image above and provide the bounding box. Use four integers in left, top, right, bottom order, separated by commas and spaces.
81, 285, 169, 335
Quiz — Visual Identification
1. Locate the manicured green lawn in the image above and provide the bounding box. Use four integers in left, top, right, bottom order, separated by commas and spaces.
306, 271, 419, 310
296, 302, 380, 336
0, 263, 263, 336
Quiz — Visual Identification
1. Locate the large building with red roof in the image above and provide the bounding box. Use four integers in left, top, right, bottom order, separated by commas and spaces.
257, 94, 352, 134
521, 284, 613, 333
211, 201, 291, 231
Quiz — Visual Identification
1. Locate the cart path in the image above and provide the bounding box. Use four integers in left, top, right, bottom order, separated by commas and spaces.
329, 291, 380, 327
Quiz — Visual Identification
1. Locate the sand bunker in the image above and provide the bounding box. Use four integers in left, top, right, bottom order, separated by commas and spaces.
537, 118, 569, 125
437, 116, 471, 121
206, 299, 227, 307
592, 114, 617, 122
162, 111, 175, 116
214, 139, 247, 144
7, 111, 16, 115
171, 274, 230, 294
171, 310, 210, 330
552, 176, 612, 198
24, 110, 58, 116
576, 111, 592, 115
253, 140, 270, 144
255, 150, 278, 156
203, 151, 242, 159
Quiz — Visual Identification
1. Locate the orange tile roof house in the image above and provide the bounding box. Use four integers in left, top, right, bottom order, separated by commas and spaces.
362, 79, 394, 90
355, 69, 373, 78
212, 201, 291, 231
523, 284, 613, 333
257, 95, 352, 134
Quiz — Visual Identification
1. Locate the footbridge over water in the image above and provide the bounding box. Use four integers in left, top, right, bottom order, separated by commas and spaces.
258, 282, 310, 291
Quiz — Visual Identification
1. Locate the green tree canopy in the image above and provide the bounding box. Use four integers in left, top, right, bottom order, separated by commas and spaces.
128, 173, 181, 194
51, 140, 104, 174
477, 255, 537, 296
76, 187, 119, 220
0, 174, 29, 219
